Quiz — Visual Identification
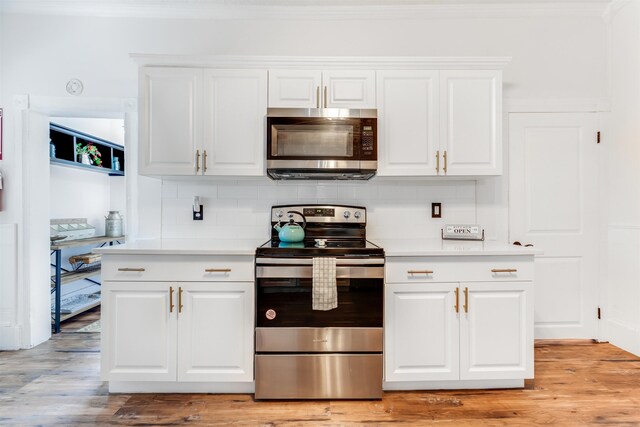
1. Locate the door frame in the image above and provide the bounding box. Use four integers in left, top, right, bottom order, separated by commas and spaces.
15, 95, 137, 349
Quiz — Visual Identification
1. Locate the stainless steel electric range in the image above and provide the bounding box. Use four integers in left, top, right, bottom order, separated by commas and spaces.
254, 204, 384, 400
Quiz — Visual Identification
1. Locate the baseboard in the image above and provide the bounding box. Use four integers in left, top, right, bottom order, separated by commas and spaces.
108, 381, 255, 394
0, 325, 22, 350
606, 318, 640, 357
383, 379, 524, 391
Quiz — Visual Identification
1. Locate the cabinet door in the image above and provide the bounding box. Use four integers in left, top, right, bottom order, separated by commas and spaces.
385, 282, 459, 382
202, 69, 267, 176
323, 70, 376, 109
177, 282, 254, 382
268, 69, 322, 108
101, 281, 177, 381
440, 70, 502, 176
139, 67, 202, 175
376, 71, 439, 176
459, 282, 533, 380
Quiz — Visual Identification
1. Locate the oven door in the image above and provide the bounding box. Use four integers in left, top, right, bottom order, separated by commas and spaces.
255, 259, 384, 329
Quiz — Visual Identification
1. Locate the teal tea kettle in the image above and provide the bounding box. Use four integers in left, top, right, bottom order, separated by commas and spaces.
274, 210, 307, 243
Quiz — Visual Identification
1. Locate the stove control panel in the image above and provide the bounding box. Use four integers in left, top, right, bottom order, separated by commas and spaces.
271, 205, 366, 224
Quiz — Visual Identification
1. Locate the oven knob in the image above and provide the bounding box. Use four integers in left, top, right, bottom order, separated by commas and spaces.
276, 210, 284, 219
343, 211, 351, 219
354, 211, 362, 219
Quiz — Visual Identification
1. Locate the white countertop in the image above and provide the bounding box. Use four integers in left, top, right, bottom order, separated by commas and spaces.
93, 238, 266, 256
93, 237, 541, 257
377, 239, 542, 257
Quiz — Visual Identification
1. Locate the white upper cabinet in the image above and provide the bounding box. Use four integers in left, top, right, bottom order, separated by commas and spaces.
139, 67, 267, 177
440, 70, 502, 176
139, 67, 203, 176
376, 69, 502, 176
268, 69, 376, 109
202, 69, 267, 176
377, 70, 440, 176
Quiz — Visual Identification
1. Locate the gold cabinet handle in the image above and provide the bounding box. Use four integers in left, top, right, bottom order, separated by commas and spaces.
178, 287, 183, 313
324, 86, 328, 108
454, 287, 459, 313
463, 287, 469, 313
203, 150, 208, 173
316, 86, 320, 108
205, 268, 232, 273
491, 268, 518, 273
443, 150, 448, 174
408, 270, 434, 275
169, 286, 175, 313
117, 267, 145, 272
436, 150, 440, 174
196, 150, 201, 173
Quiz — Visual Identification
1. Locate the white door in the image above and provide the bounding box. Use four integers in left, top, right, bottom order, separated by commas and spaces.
459, 282, 533, 380
177, 282, 254, 382
376, 70, 440, 176
385, 282, 459, 382
139, 67, 202, 175
101, 282, 177, 381
323, 70, 376, 109
440, 70, 502, 176
202, 69, 267, 176
268, 69, 322, 108
509, 113, 600, 339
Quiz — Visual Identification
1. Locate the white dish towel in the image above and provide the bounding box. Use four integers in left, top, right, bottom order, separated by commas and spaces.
312, 257, 338, 311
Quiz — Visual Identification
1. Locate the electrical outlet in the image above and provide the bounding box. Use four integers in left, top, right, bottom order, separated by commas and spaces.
193, 205, 204, 221
432, 203, 442, 218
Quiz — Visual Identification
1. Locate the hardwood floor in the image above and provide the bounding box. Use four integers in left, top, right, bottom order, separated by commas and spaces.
1, 321, 640, 426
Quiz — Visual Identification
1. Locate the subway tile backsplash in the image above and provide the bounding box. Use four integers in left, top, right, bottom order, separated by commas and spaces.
160, 178, 477, 240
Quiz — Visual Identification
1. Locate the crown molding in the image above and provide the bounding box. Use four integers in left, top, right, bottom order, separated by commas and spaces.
1, 0, 611, 20
129, 54, 512, 70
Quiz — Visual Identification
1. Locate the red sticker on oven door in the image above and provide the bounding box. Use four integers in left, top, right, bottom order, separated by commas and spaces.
265, 309, 276, 320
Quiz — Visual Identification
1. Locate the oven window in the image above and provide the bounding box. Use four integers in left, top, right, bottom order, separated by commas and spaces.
256, 278, 382, 328
271, 124, 354, 157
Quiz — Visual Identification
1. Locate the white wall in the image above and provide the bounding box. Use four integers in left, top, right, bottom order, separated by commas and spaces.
51, 117, 125, 146
0, 5, 609, 348
605, 1, 640, 356
162, 178, 476, 240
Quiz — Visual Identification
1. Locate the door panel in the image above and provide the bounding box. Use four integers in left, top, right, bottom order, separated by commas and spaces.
177, 282, 254, 382
376, 70, 439, 176
102, 282, 177, 381
385, 282, 459, 382
509, 113, 599, 338
459, 282, 533, 380
440, 70, 501, 175
203, 69, 266, 175
139, 67, 201, 175
324, 70, 376, 109
268, 70, 321, 108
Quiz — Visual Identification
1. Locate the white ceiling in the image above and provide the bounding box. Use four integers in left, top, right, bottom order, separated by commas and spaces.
0, 0, 613, 19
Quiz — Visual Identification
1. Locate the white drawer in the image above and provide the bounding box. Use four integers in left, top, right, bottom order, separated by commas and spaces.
101, 255, 254, 282
385, 256, 534, 284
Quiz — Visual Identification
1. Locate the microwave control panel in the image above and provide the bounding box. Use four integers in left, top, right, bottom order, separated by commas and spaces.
362, 125, 374, 153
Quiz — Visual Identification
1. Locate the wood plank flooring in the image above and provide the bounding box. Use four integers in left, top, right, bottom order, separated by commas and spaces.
1, 314, 640, 425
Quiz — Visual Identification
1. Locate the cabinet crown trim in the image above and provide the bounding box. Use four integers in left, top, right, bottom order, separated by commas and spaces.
131, 55, 511, 70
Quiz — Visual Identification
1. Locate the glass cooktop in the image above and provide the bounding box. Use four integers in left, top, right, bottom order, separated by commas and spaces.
256, 238, 384, 257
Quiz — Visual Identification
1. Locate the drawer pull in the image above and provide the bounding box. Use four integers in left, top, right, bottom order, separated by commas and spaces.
408, 270, 434, 275
205, 268, 232, 273
491, 268, 518, 273
118, 267, 145, 272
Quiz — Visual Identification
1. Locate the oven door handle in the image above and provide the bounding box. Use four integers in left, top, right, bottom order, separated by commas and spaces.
256, 258, 385, 266
256, 266, 384, 279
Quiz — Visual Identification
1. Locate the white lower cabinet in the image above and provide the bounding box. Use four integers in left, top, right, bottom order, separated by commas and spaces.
385, 257, 534, 389
102, 280, 254, 384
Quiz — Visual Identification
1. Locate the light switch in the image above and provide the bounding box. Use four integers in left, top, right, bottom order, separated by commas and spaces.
432, 203, 442, 218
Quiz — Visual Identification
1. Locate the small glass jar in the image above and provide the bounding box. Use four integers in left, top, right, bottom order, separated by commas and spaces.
113, 156, 121, 171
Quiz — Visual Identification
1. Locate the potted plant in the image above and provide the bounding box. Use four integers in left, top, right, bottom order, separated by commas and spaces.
75, 142, 102, 166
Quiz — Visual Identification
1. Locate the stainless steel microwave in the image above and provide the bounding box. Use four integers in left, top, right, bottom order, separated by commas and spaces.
266, 108, 377, 180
